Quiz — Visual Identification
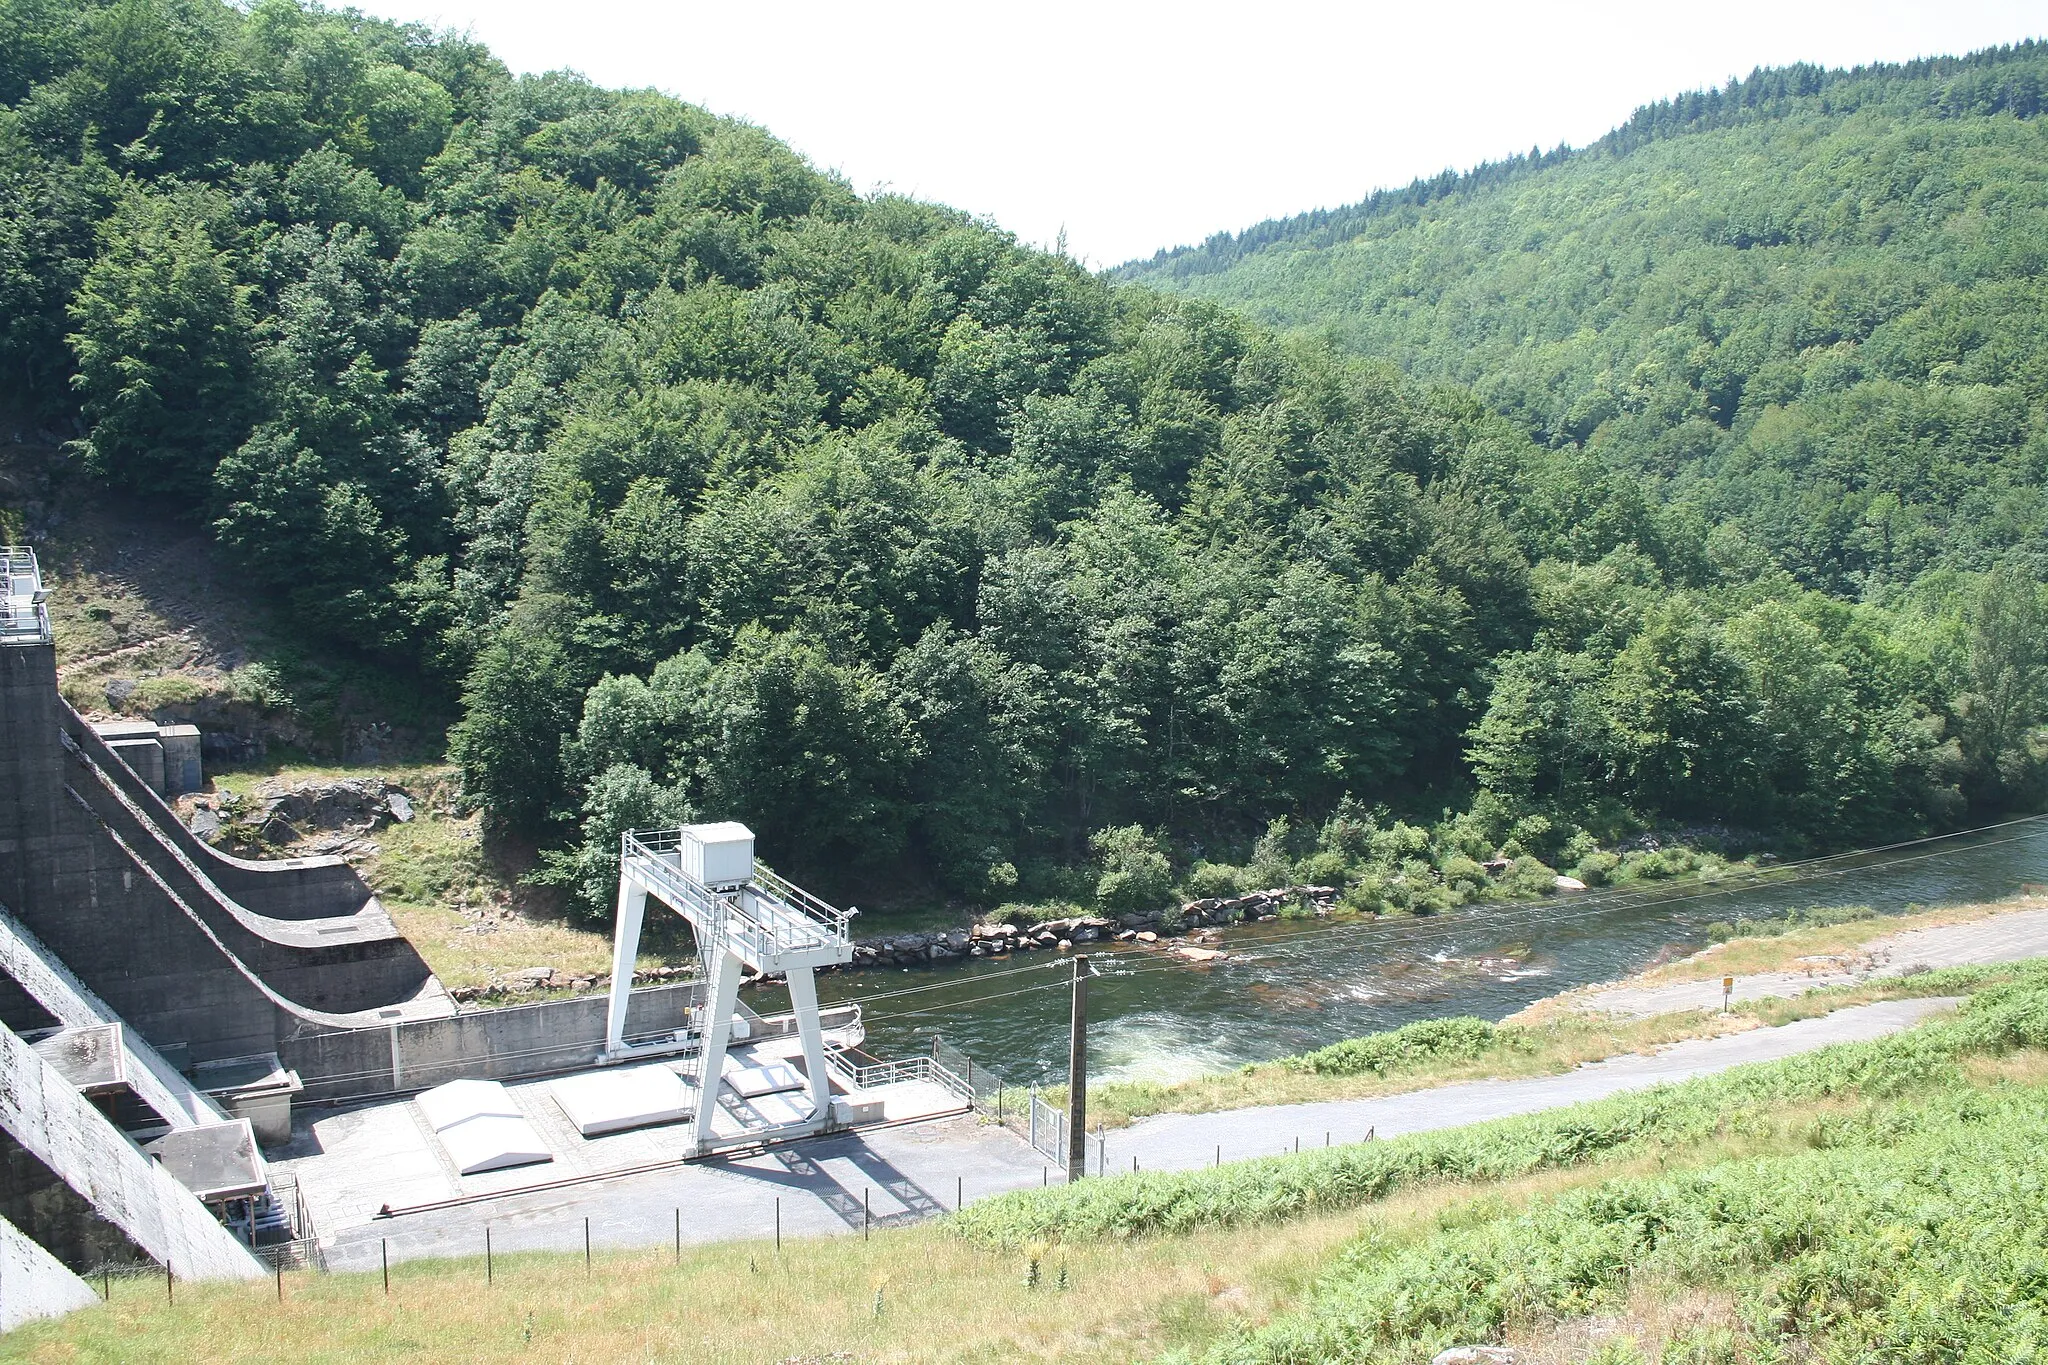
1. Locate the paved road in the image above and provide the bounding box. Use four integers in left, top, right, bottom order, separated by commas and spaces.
1095, 996, 1958, 1173
1571, 903, 2048, 1018
322, 997, 1956, 1269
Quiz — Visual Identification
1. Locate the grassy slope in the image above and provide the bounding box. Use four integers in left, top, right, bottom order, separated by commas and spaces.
18, 964, 2048, 1361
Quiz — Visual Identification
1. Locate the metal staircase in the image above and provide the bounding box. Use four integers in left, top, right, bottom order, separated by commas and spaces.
1, 546, 51, 645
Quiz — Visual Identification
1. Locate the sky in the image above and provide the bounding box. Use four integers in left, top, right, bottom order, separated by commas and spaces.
350, 0, 2047, 268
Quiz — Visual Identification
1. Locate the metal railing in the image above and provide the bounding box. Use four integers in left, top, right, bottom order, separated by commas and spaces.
249, 1172, 324, 1271
621, 830, 853, 964
1024, 1092, 1066, 1163
827, 1049, 944, 1091
0, 546, 50, 646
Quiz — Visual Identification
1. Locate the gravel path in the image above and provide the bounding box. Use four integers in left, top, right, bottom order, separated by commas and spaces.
1100, 996, 1960, 1174
1565, 904, 2048, 1019
321, 994, 1960, 1268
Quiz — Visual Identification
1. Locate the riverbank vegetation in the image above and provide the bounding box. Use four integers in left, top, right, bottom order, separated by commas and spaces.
20, 960, 2048, 1361
3, 7, 2044, 932
1075, 960, 1988, 1130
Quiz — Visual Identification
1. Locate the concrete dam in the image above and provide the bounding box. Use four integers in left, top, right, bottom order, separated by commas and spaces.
0, 547, 702, 1327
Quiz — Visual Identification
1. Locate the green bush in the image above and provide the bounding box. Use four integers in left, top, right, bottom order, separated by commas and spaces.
1498, 854, 1560, 898
1573, 850, 1621, 885
1707, 903, 1877, 943
991, 901, 1086, 927
1295, 848, 1354, 889
1183, 862, 1249, 900
1203, 1083, 2048, 1364
1276, 1016, 1500, 1078
1441, 856, 1490, 900
1092, 825, 1174, 918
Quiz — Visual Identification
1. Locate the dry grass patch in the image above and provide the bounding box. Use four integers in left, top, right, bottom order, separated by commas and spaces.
8, 1155, 1726, 1365
1505, 1285, 1747, 1365
1622, 893, 2045, 987
6, 1208, 1372, 1364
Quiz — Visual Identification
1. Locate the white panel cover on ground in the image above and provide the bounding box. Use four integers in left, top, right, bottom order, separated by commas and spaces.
723, 1058, 806, 1099
548, 1064, 696, 1137
415, 1079, 552, 1175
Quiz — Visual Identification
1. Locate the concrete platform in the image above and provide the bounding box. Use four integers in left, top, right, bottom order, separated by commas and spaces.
549, 1064, 695, 1137
274, 1052, 968, 1241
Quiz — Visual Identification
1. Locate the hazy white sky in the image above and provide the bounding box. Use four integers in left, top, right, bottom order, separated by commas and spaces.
351, 0, 2046, 267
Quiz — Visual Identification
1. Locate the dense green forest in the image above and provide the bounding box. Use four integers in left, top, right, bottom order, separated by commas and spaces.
2, 2, 2042, 917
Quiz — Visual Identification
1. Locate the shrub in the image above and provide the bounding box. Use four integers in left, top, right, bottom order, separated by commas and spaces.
1442, 856, 1490, 900
1709, 903, 1876, 942
992, 901, 1085, 927
1183, 861, 1248, 900
1276, 1016, 1499, 1078
1499, 855, 1560, 898
1574, 850, 1621, 886
1091, 825, 1173, 918
1247, 816, 1297, 889
1296, 848, 1353, 889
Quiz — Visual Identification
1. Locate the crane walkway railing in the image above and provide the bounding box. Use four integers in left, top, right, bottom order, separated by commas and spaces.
621, 830, 853, 967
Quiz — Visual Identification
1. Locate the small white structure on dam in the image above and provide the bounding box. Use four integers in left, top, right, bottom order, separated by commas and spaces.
603, 823, 860, 1155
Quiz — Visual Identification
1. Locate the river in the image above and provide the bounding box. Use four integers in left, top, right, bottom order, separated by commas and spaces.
783, 817, 2048, 1088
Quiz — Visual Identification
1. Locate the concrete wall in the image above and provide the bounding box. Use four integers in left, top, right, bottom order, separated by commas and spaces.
0, 1212, 99, 1332
282, 982, 704, 1104
62, 729, 434, 1012
0, 1023, 260, 1279
1, 644, 280, 1061
63, 706, 374, 922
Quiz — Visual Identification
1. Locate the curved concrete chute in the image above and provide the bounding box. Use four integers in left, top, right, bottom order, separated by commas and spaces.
58, 703, 376, 923
60, 732, 440, 1017
66, 785, 450, 1032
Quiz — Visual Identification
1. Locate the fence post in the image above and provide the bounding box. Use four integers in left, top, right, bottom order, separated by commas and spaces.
775, 1196, 781, 1252
486, 1225, 492, 1284
381, 1240, 388, 1295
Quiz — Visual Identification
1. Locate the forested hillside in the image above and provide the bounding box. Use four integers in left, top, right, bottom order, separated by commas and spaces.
2, 2, 2041, 917
1121, 46, 2048, 593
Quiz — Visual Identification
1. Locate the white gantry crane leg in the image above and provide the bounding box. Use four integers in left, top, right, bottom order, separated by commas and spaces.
603, 877, 649, 1055
783, 962, 833, 1124
690, 946, 745, 1149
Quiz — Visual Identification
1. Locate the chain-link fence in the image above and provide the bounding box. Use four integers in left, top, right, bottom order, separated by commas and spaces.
931, 1038, 1064, 1162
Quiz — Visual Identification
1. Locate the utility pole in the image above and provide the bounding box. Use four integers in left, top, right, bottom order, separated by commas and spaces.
1067, 954, 1088, 1182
